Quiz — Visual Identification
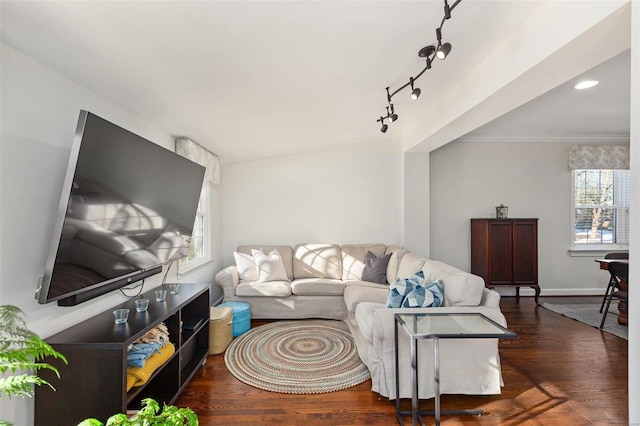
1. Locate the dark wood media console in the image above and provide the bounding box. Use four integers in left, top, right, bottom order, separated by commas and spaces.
35, 283, 210, 425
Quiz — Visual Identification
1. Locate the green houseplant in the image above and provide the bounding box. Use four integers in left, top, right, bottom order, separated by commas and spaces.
0, 305, 67, 426
78, 398, 199, 426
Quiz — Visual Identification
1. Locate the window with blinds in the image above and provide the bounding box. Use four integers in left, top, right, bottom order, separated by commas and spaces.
572, 169, 629, 248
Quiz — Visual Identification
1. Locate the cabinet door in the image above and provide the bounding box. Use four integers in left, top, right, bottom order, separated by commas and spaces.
489, 222, 513, 285
513, 220, 538, 284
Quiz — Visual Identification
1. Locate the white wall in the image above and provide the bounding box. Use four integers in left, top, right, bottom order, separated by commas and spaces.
0, 43, 221, 425
429, 139, 629, 295
628, 2, 639, 422
221, 138, 403, 265
403, 152, 429, 257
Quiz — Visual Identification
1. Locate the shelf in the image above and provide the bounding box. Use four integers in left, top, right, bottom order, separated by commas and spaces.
35, 283, 210, 426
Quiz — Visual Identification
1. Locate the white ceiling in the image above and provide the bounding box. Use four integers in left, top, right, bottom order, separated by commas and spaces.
463, 49, 630, 142
1, 1, 630, 164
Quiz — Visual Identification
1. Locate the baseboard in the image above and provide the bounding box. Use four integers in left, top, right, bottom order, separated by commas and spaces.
494, 287, 606, 297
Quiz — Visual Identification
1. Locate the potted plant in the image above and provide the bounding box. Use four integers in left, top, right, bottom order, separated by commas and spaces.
78, 398, 199, 425
0, 305, 67, 426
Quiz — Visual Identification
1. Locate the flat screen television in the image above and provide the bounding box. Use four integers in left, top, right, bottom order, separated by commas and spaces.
35, 111, 205, 306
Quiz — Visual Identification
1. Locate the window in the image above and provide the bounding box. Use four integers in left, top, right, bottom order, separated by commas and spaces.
179, 182, 212, 275
572, 169, 629, 250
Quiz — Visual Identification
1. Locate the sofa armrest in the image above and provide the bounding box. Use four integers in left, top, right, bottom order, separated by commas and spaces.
215, 265, 239, 300
480, 288, 501, 308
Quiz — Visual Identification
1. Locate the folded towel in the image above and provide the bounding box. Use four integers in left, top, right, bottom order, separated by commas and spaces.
127, 341, 164, 368
127, 323, 170, 350
126, 343, 175, 391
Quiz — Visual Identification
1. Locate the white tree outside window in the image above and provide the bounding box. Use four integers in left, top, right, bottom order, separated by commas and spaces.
572, 169, 629, 249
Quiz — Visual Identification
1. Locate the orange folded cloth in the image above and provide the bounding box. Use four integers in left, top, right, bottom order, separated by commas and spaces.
126, 343, 175, 391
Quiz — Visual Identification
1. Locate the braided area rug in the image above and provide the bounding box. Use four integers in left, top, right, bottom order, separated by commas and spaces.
224, 320, 370, 394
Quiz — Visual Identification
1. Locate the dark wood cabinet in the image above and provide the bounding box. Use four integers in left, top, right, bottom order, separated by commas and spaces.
35, 283, 210, 426
471, 218, 540, 304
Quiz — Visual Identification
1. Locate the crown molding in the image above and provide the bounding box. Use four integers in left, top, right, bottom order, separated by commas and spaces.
456, 133, 630, 144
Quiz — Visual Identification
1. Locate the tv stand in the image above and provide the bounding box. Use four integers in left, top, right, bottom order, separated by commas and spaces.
35, 283, 210, 425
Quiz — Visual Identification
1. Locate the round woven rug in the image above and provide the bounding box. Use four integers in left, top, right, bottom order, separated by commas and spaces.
224, 319, 370, 394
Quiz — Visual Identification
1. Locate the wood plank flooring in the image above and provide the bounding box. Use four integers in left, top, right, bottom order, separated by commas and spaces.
175, 296, 628, 425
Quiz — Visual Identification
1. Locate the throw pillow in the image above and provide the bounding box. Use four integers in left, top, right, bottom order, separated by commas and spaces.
253, 249, 289, 282
401, 279, 444, 308
386, 270, 425, 308
234, 251, 258, 281
362, 251, 392, 285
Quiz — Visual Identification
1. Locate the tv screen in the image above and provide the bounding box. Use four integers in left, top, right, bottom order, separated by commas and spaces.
36, 111, 205, 305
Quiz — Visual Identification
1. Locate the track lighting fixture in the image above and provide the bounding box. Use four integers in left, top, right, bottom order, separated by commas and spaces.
410, 77, 421, 101
376, 0, 462, 129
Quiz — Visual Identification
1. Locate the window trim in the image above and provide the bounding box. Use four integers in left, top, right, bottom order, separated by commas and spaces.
570, 169, 629, 252
178, 182, 213, 277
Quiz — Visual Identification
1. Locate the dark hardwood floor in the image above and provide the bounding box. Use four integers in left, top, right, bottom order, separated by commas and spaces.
175, 296, 628, 425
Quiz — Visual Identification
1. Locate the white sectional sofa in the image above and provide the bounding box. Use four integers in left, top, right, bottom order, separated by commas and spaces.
215, 243, 507, 400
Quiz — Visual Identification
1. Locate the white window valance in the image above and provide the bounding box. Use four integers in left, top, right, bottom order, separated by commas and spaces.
568, 145, 630, 170
175, 138, 220, 184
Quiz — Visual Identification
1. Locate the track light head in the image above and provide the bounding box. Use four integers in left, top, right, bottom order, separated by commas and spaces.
418, 45, 436, 58
436, 42, 451, 59
409, 77, 421, 100
378, 116, 388, 133
390, 113, 398, 122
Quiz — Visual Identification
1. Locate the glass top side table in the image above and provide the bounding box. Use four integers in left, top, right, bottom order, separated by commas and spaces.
394, 312, 516, 426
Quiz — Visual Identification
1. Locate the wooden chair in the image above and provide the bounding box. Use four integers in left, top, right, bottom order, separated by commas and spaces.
599, 252, 629, 313
600, 261, 628, 329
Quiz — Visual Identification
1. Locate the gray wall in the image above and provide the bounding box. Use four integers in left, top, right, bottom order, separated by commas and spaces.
429, 138, 628, 295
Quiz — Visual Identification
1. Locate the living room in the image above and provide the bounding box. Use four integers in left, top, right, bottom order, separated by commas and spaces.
1, 1, 638, 425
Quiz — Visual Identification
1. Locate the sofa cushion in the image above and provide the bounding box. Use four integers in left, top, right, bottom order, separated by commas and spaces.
341, 244, 387, 281
236, 280, 292, 297
396, 252, 427, 279
401, 280, 444, 308
343, 283, 388, 312
386, 271, 425, 308
254, 249, 289, 282
291, 278, 345, 296
293, 243, 342, 279
237, 245, 294, 280
354, 302, 383, 344
362, 251, 392, 284
234, 251, 258, 282
422, 259, 484, 307
385, 246, 408, 284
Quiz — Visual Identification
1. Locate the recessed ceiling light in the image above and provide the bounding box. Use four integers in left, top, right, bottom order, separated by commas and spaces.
574, 80, 599, 90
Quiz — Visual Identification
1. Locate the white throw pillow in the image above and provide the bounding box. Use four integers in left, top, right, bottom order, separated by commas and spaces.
254, 249, 289, 282
396, 252, 427, 279
234, 251, 258, 281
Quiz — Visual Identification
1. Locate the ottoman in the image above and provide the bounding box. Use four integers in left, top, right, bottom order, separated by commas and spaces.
209, 306, 233, 354
218, 301, 251, 337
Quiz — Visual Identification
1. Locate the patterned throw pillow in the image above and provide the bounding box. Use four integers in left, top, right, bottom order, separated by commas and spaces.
386, 271, 425, 308
401, 279, 444, 308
